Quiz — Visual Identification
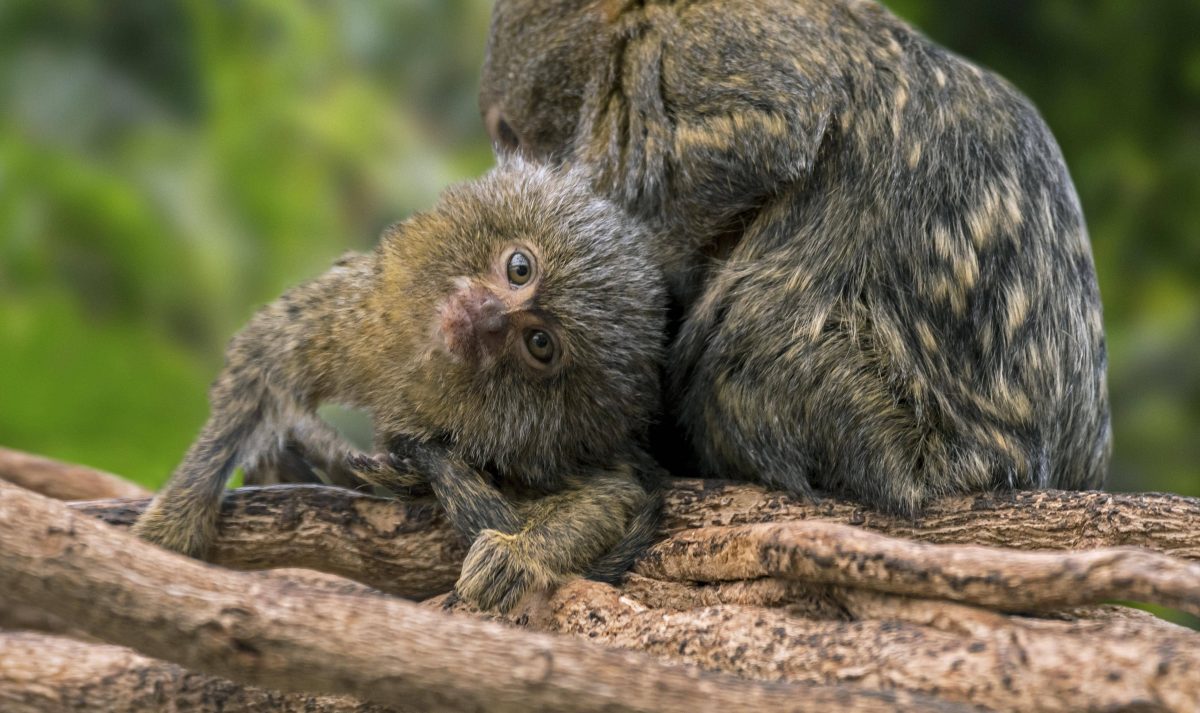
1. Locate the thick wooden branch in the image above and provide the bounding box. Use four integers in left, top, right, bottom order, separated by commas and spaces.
0, 482, 965, 713
0, 567, 384, 643
663, 480, 1200, 559
76, 485, 463, 599
635, 522, 1200, 617
2, 447, 1191, 561
75, 485, 1200, 616
7, 451, 1197, 712
0, 600, 90, 640
482, 580, 1200, 713
0, 446, 149, 500
75, 480, 1200, 570
0, 631, 398, 713
614, 574, 1194, 635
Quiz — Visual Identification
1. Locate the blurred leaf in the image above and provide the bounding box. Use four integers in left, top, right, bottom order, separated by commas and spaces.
0, 0, 1196, 500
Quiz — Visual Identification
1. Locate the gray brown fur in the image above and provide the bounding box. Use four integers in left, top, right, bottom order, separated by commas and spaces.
481, 0, 1110, 513
133, 161, 668, 610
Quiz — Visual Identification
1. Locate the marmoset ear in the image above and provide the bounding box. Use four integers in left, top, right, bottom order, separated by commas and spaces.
485, 105, 525, 158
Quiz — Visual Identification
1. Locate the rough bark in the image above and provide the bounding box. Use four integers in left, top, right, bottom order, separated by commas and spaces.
662, 479, 1200, 559
635, 522, 1200, 617
424, 577, 1200, 712
5, 451, 1199, 712
0, 482, 963, 713
613, 574, 1194, 634
0, 446, 150, 500
8, 446, 1195, 564
0, 601, 90, 640
75, 484, 463, 599
511, 580, 1200, 713
0, 567, 384, 642
75, 486, 1200, 615
0, 631, 398, 713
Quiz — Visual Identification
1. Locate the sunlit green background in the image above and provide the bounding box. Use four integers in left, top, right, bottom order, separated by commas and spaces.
1, 1, 1197, 496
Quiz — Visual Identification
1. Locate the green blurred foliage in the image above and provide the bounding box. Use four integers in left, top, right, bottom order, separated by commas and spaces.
0, 1, 1197, 496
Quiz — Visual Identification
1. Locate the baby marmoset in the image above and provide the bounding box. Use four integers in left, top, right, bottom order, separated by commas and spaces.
133, 160, 668, 611
480, 0, 1110, 512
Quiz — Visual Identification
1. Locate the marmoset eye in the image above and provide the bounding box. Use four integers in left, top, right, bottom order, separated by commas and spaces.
524, 329, 555, 364
507, 250, 533, 286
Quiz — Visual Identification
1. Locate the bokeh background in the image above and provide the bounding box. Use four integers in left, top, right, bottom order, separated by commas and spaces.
1, 0, 1197, 495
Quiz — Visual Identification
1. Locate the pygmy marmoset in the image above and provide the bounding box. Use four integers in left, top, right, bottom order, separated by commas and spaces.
480, 0, 1110, 513
133, 160, 668, 611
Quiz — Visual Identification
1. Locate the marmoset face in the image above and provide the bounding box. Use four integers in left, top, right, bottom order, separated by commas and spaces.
374, 161, 667, 481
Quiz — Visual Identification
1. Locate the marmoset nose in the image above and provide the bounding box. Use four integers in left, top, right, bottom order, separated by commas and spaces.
439, 286, 511, 362
473, 294, 508, 335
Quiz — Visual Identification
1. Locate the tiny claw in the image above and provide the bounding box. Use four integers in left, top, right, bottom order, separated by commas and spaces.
346, 452, 385, 474
344, 451, 430, 499
387, 451, 417, 474
455, 529, 547, 614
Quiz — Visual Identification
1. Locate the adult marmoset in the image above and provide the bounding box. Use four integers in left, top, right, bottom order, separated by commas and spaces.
480, 0, 1110, 513
133, 160, 668, 611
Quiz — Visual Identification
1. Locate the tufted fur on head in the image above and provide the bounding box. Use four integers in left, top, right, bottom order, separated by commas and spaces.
358, 157, 668, 487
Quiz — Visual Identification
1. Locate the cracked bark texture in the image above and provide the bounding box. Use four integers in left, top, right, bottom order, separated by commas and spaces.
0, 481, 965, 713
455, 579, 1200, 713
634, 522, 1200, 616
0, 631, 400, 713
4, 448, 1199, 712
73, 479, 1200, 603
662, 479, 1200, 559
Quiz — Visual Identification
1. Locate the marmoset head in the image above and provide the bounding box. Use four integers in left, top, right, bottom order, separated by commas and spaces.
369, 159, 666, 485
479, 0, 609, 163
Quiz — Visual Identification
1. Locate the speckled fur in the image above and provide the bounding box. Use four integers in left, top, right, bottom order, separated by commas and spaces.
481, 0, 1110, 513
133, 161, 668, 609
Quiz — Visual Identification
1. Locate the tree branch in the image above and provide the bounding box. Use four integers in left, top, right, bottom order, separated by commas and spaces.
0, 631, 400, 713
612, 574, 1194, 634
0, 446, 149, 500
0, 482, 963, 713
75, 485, 463, 599
635, 522, 1200, 617
74, 485, 1200, 615
466, 579, 1200, 713
663, 480, 1200, 559
9, 451, 1200, 705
